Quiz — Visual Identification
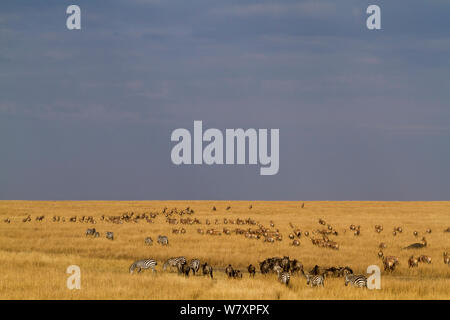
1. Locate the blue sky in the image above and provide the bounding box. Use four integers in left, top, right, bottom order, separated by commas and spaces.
1, 0, 449, 200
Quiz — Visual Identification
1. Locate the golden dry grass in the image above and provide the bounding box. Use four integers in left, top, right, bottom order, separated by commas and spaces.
0, 200, 449, 300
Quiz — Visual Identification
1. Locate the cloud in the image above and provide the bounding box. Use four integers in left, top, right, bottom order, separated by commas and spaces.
210, 1, 336, 18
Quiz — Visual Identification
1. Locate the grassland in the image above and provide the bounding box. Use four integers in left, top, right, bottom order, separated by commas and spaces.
0, 200, 449, 300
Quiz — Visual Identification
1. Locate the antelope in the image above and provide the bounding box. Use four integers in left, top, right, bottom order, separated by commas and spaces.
408, 256, 419, 268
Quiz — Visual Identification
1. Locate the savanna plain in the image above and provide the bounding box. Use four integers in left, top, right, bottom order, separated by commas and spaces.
0, 201, 449, 300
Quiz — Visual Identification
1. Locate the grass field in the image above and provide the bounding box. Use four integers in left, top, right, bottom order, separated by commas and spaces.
0, 200, 449, 300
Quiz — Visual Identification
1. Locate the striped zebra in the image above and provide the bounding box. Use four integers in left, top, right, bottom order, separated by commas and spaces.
129, 259, 157, 274
157, 235, 169, 246
277, 270, 290, 286
305, 274, 324, 287
189, 259, 200, 275
163, 257, 187, 271
106, 232, 114, 240
344, 273, 367, 288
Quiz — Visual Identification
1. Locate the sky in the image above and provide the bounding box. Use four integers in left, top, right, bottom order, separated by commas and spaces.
1, 0, 449, 200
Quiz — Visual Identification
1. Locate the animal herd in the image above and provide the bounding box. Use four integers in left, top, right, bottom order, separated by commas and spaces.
3, 204, 449, 291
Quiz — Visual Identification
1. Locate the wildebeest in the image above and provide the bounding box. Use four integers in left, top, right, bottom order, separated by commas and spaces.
177, 261, 191, 277
225, 264, 234, 278
202, 263, 213, 279
248, 264, 256, 277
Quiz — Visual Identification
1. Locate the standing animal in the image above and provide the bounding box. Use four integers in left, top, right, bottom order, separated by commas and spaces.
201, 263, 213, 279
248, 264, 256, 277
129, 259, 157, 274
225, 264, 234, 278
383, 256, 399, 272
177, 262, 191, 277
144, 237, 153, 245
188, 259, 200, 275
163, 257, 187, 271
85, 228, 96, 237
275, 267, 290, 286
418, 255, 432, 264
157, 235, 169, 246
305, 274, 324, 287
443, 252, 450, 265
106, 232, 114, 240
344, 273, 367, 288
232, 270, 243, 278
408, 256, 419, 268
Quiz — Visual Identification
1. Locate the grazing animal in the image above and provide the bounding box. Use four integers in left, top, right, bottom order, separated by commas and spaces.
106, 232, 114, 240
177, 262, 191, 277
225, 264, 234, 278
443, 252, 450, 265
189, 259, 200, 275
292, 240, 300, 246
94, 231, 100, 238
408, 256, 419, 268
426, 228, 432, 234
344, 274, 367, 288
248, 264, 256, 277
418, 255, 432, 264
403, 237, 427, 250
85, 228, 96, 237
233, 270, 243, 278
144, 237, 153, 245
4, 218, 11, 224
305, 274, 324, 287
129, 259, 157, 274
276, 268, 290, 286
202, 263, 213, 278
413, 231, 418, 237
157, 235, 169, 246
383, 256, 399, 272
163, 257, 187, 271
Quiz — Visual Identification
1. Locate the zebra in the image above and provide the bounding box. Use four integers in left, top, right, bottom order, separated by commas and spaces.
163, 257, 187, 271
106, 232, 114, 240
85, 228, 96, 237
157, 235, 169, 246
305, 274, 324, 287
129, 259, 157, 274
277, 270, 290, 286
344, 274, 367, 288
189, 259, 200, 275
202, 263, 213, 279
144, 237, 153, 245
248, 264, 256, 277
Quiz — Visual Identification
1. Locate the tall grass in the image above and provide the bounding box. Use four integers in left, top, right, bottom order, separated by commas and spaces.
0, 200, 449, 299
